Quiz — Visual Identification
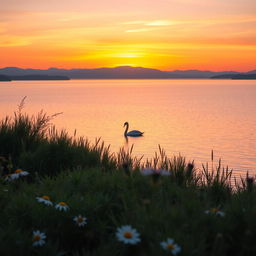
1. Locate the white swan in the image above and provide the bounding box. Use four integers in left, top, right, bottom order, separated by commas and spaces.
123, 122, 144, 137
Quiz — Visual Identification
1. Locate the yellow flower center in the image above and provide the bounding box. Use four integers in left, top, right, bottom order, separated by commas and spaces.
15, 169, 22, 173
167, 244, 174, 250
124, 232, 133, 239
211, 208, 218, 213
33, 235, 41, 241
78, 217, 84, 223
59, 202, 67, 206
42, 196, 50, 201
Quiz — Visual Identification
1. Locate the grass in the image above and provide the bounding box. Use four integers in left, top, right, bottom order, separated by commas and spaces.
0, 109, 256, 255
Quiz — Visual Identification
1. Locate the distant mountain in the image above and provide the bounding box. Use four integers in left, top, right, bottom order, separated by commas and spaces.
0, 74, 11, 81
10, 75, 70, 80
0, 66, 253, 79
232, 74, 256, 80
211, 74, 236, 79
0, 73, 70, 81
166, 70, 238, 78
211, 72, 256, 80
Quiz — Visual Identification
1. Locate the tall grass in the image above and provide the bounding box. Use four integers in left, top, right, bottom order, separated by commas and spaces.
0, 108, 117, 176
1, 168, 256, 255
0, 108, 250, 190
1, 108, 256, 255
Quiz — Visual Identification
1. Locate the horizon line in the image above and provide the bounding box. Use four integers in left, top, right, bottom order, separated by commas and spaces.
0, 65, 255, 73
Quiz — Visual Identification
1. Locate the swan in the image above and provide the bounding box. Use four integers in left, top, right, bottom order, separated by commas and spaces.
123, 122, 144, 137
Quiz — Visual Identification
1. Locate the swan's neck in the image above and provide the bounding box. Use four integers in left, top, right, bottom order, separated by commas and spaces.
124, 123, 129, 136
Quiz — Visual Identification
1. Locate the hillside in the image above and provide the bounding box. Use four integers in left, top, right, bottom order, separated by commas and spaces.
0, 74, 11, 81
0, 66, 241, 79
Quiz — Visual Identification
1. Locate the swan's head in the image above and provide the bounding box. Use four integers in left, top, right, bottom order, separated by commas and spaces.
123, 122, 128, 127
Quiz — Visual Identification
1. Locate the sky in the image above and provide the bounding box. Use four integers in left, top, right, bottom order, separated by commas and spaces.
0, 0, 256, 71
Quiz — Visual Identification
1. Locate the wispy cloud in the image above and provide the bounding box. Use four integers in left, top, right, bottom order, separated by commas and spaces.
124, 20, 177, 26
125, 28, 155, 33
146, 20, 176, 26
1, 3, 255, 70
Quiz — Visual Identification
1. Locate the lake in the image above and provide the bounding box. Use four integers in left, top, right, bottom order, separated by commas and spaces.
1, 79, 256, 178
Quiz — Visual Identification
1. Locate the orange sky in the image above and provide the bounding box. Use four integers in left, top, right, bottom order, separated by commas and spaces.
0, 0, 256, 71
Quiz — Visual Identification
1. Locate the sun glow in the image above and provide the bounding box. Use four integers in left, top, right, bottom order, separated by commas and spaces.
0, 0, 255, 71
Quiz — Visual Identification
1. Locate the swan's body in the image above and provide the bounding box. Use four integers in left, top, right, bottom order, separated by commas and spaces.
123, 122, 144, 137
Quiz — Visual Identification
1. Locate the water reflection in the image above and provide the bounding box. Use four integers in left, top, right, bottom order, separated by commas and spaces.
0, 79, 256, 176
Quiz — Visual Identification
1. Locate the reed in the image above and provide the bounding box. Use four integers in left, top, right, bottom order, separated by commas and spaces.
0, 107, 250, 189
1, 108, 256, 255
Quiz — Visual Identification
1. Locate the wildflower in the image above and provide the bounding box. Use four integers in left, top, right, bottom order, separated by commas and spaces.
73, 215, 87, 227
116, 225, 141, 245
140, 168, 171, 184
140, 168, 171, 176
158, 169, 171, 176
55, 201, 69, 211
205, 208, 225, 217
140, 168, 154, 176
36, 196, 53, 206
10, 169, 29, 180
160, 238, 181, 255
3, 174, 12, 182
32, 230, 46, 247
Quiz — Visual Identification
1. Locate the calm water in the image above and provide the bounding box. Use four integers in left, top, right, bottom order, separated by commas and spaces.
1, 79, 256, 177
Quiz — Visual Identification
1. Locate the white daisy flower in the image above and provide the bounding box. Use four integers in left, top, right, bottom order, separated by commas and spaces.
205, 208, 225, 217
160, 238, 181, 255
116, 225, 141, 245
216, 211, 225, 217
73, 215, 87, 227
55, 201, 69, 211
4, 174, 12, 182
32, 230, 46, 247
159, 169, 171, 176
36, 195, 53, 206
140, 168, 171, 176
10, 169, 29, 180
140, 168, 154, 176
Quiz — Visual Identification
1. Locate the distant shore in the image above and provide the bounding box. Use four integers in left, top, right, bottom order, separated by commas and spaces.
1, 66, 256, 80
0, 74, 70, 81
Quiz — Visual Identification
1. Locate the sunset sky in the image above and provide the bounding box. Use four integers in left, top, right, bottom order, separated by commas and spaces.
0, 0, 255, 71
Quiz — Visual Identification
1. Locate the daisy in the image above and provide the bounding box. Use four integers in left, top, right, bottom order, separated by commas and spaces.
158, 169, 171, 176
55, 201, 69, 211
116, 225, 141, 245
160, 238, 181, 255
73, 215, 87, 227
140, 168, 171, 176
4, 174, 12, 182
36, 195, 53, 206
205, 208, 225, 217
140, 168, 154, 176
10, 169, 29, 180
32, 230, 46, 247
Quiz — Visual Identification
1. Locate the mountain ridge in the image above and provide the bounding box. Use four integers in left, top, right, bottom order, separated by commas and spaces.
0, 66, 255, 79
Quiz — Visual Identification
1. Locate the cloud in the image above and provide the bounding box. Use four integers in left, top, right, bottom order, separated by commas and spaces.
145, 20, 176, 26
125, 28, 155, 33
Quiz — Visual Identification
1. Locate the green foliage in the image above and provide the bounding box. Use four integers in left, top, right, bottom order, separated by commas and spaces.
0, 169, 256, 255
1, 109, 256, 255
0, 110, 117, 177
